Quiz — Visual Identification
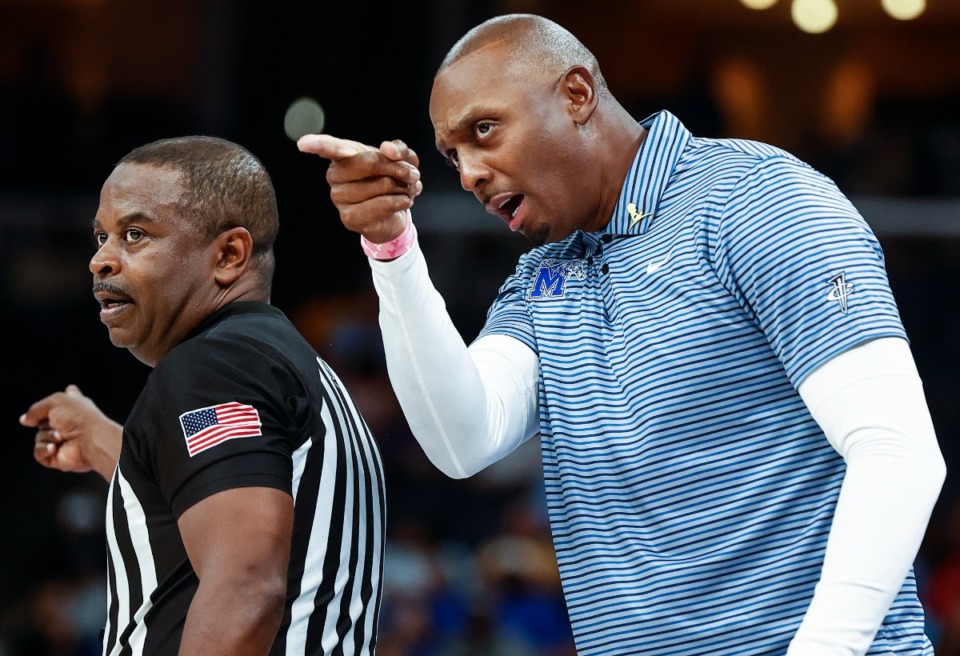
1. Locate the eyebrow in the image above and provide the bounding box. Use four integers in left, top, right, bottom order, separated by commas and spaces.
435, 105, 497, 153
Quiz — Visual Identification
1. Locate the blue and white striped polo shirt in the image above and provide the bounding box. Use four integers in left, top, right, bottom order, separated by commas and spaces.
478, 111, 930, 655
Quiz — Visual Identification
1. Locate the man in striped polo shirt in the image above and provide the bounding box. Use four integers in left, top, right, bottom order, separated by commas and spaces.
21, 136, 385, 655
299, 13, 945, 656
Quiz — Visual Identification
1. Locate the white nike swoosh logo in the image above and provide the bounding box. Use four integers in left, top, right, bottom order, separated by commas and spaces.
646, 249, 672, 274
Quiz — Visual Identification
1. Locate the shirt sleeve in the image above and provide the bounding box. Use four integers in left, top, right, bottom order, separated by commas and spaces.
131, 336, 297, 517
368, 237, 540, 478
709, 155, 907, 386
787, 336, 946, 654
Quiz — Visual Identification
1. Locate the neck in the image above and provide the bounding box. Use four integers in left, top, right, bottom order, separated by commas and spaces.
590, 101, 647, 232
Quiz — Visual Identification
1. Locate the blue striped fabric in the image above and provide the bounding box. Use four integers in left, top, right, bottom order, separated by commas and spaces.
477, 111, 930, 655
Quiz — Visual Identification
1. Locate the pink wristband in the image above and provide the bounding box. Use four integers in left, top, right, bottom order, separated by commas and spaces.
360, 215, 417, 261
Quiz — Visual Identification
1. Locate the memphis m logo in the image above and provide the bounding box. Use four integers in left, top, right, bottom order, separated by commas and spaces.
530, 259, 586, 299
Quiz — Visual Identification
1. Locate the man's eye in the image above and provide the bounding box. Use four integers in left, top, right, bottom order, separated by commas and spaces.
444, 152, 460, 170
94, 232, 107, 247
122, 228, 143, 243
475, 122, 493, 137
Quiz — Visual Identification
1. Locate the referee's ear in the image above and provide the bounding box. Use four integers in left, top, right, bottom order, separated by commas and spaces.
213, 226, 254, 287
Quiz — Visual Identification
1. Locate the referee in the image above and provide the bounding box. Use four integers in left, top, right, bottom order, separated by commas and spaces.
21, 136, 385, 655
299, 13, 946, 656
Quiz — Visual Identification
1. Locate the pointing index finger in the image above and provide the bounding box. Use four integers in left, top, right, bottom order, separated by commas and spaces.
296, 134, 378, 161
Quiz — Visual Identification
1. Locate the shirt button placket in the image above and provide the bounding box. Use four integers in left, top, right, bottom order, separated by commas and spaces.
598, 234, 613, 274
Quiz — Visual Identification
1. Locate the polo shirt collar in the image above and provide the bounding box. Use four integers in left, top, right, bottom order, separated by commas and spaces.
601, 110, 691, 236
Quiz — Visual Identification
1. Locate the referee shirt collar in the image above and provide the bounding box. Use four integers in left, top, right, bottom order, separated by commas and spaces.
600, 110, 691, 237
185, 301, 282, 341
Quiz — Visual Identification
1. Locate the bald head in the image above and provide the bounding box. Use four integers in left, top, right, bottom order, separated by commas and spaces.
439, 14, 607, 94
430, 13, 644, 245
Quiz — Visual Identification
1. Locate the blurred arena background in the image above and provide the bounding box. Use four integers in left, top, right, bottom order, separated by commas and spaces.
1, 0, 958, 654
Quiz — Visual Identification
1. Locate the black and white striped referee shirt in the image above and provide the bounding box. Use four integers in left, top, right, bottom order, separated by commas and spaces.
103, 302, 386, 655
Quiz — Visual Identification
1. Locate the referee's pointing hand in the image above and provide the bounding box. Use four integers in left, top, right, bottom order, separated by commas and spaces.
20, 384, 121, 478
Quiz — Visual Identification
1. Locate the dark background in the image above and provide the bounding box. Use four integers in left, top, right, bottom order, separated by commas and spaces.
1, 1, 959, 654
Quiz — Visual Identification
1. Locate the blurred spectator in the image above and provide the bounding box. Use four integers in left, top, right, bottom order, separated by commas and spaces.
0, 485, 106, 656
436, 597, 537, 656
922, 495, 960, 655
473, 500, 575, 656
2, 579, 100, 656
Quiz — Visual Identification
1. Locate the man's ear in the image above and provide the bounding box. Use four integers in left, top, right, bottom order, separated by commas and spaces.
562, 66, 598, 125
213, 226, 254, 286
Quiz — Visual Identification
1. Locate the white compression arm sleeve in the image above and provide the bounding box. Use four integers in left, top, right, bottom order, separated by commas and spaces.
787, 337, 946, 655
368, 239, 540, 479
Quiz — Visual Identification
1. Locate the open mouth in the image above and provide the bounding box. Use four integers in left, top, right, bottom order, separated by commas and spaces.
99, 297, 131, 311
94, 284, 133, 313
499, 194, 524, 219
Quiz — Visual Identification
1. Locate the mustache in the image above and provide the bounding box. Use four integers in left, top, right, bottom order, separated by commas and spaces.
92, 281, 129, 298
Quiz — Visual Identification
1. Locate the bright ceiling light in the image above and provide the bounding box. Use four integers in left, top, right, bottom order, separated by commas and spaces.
740, 0, 779, 9
881, 0, 926, 20
791, 0, 838, 33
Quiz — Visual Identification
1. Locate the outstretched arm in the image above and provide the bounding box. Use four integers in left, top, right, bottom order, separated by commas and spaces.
369, 241, 540, 477
298, 134, 540, 477
19, 384, 123, 481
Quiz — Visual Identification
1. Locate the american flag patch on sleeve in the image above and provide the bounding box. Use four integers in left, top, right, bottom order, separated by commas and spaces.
179, 402, 262, 457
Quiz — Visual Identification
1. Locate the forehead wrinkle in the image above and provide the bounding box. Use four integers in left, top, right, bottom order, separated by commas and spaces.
93, 211, 159, 231
434, 103, 498, 149
433, 112, 469, 150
